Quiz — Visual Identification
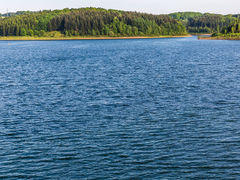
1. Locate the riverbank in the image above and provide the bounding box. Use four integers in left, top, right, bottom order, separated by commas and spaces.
0, 35, 192, 41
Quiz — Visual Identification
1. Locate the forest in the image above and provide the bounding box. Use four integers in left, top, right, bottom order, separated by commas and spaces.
209, 20, 240, 39
1, 8, 240, 37
0, 8, 187, 37
169, 12, 238, 33
221, 21, 240, 34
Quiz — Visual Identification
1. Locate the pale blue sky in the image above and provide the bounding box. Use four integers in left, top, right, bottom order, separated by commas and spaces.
1, 0, 240, 14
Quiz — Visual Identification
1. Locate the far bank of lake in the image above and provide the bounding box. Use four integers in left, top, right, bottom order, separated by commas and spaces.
0, 35, 192, 41
198, 36, 240, 40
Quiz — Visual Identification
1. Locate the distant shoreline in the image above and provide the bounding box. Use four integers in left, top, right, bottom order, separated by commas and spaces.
0, 35, 192, 41
190, 33, 211, 36
198, 36, 240, 40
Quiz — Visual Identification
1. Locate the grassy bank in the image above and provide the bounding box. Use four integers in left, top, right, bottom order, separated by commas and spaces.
0, 35, 192, 41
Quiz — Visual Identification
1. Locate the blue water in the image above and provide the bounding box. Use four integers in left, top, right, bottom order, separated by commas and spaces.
0, 37, 240, 179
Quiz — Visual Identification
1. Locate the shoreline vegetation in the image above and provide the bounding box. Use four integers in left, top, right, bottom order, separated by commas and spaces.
198, 36, 240, 40
1, 8, 240, 41
0, 35, 192, 41
0, 8, 187, 39
199, 22, 240, 40
169, 12, 239, 34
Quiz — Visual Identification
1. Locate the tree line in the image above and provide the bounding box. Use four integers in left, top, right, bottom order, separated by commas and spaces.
2, 8, 239, 36
221, 21, 240, 34
170, 12, 239, 33
0, 8, 187, 37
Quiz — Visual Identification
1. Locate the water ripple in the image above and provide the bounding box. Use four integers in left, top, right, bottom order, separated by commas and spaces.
0, 37, 240, 179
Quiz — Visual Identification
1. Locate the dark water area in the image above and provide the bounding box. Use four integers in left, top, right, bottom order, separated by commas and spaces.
0, 37, 240, 179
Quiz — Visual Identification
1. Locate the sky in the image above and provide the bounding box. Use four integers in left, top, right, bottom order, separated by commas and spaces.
1, 0, 240, 15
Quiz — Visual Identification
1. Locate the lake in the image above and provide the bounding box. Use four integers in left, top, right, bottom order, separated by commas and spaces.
0, 37, 240, 179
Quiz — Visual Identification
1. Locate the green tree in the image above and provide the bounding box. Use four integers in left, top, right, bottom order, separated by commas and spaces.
28, 29, 34, 36
132, 27, 138, 36
20, 28, 27, 36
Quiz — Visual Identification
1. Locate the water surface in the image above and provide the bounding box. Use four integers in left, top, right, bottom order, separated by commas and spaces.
0, 37, 240, 179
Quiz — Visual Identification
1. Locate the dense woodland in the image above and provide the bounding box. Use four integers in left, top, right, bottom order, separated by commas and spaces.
0, 8, 187, 37
169, 12, 203, 21
1, 8, 240, 37
210, 20, 240, 38
221, 21, 240, 34
170, 12, 238, 33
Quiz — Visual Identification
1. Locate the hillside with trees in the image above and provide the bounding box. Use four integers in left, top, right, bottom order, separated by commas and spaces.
169, 12, 203, 21
221, 21, 240, 34
206, 20, 240, 39
2, 8, 239, 37
170, 12, 238, 34
0, 8, 187, 37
